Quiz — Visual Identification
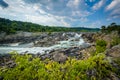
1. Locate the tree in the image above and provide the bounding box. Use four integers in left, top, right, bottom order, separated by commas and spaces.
110, 22, 116, 27
101, 25, 106, 32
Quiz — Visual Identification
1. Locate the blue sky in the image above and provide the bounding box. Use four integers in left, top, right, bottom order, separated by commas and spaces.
0, 0, 120, 28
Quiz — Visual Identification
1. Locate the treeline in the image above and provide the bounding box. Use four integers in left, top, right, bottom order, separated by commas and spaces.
0, 17, 99, 34
101, 23, 120, 34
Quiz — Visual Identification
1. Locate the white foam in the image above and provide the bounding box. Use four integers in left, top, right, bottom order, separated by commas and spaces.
0, 33, 90, 54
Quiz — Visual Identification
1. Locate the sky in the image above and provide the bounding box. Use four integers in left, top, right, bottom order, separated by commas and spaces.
0, 0, 120, 28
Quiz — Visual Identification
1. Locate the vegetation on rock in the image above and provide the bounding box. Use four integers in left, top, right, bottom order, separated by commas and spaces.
0, 52, 116, 80
0, 19, 120, 80
101, 23, 120, 34
96, 40, 107, 53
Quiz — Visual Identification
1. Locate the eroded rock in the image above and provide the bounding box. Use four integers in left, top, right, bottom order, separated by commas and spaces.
106, 44, 120, 58
53, 53, 68, 63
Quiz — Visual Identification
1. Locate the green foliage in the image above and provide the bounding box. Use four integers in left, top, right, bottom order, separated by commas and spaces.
101, 23, 120, 34
112, 58, 120, 78
96, 40, 107, 47
111, 36, 120, 47
95, 40, 107, 54
0, 53, 114, 80
48, 31, 52, 35
101, 25, 106, 32
0, 17, 100, 34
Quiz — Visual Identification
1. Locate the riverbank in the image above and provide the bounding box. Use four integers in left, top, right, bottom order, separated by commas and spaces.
0, 31, 120, 80
0, 31, 95, 44
0, 32, 93, 54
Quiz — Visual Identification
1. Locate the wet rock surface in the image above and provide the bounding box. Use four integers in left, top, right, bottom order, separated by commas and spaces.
0, 32, 92, 54
0, 32, 94, 47
82, 32, 95, 43
0, 47, 89, 65
0, 31, 120, 80
32, 46, 92, 63
0, 32, 93, 66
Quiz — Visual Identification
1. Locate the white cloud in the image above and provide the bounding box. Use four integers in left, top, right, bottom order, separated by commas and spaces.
92, 0, 106, 10
72, 10, 90, 18
1, 0, 110, 28
0, 0, 71, 27
25, 15, 58, 26
111, 9, 120, 16
90, 21, 101, 28
67, 0, 80, 9
67, 0, 88, 10
80, 17, 88, 22
60, 19, 70, 27
66, 0, 91, 18
106, 0, 120, 19
106, 0, 120, 11
0, 6, 2, 10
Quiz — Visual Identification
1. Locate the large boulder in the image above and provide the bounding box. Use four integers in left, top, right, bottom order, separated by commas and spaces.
106, 44, 120, 58
53, 53, 68, 63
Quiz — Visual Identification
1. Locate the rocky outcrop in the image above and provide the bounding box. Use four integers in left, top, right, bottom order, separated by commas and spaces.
5, 60, 16, 68
82, 32, 96, 43
39, 46, 92, 63
34, 32, 75, 47
0, 31, 48, 44
0, 32, 77, 46
0, 54, 16, 68
0, 32, 92, 65
53, 53, 67, 63
105, 44, 120, 80
106, 44, 120, 58
93, 31, 119, 48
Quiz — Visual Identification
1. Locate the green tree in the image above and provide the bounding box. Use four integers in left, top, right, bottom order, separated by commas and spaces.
101, 25, 106, 32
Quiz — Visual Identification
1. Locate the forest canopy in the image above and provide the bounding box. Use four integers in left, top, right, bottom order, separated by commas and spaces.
0, 17, 99, 34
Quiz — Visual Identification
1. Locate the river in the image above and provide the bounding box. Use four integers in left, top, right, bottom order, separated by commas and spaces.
0, 33, 90, 54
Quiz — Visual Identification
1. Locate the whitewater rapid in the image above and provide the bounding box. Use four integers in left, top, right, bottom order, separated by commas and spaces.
0, 33, 90, 54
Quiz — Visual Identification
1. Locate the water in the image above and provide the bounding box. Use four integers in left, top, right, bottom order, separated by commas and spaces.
0, 33, 90, 54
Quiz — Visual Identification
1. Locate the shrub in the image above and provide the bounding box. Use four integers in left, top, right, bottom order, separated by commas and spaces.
95, 40, 107, 54
96, 40, 107, 47
0, 53, 114, 80
111, 37, 120, 47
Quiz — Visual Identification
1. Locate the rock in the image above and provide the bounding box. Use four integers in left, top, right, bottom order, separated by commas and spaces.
109, 73, 120, 80
82, 33, 95, 43
48, 47, 85, 60
93, 31, 119, 49
106, 44, 120, 58
40, 54, 52, 60
53, 53, 68, 63
0, 76, 3, 80
106, 45, 120, 80
0, 32, 6, 41
5, 60, 16, 68
80, 46, 96, 59
86, 69, 96, 77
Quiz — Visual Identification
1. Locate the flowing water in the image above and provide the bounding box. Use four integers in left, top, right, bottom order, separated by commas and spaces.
0, 33, 90, 54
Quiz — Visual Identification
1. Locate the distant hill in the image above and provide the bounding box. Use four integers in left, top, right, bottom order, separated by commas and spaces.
0, 17, 100, 34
